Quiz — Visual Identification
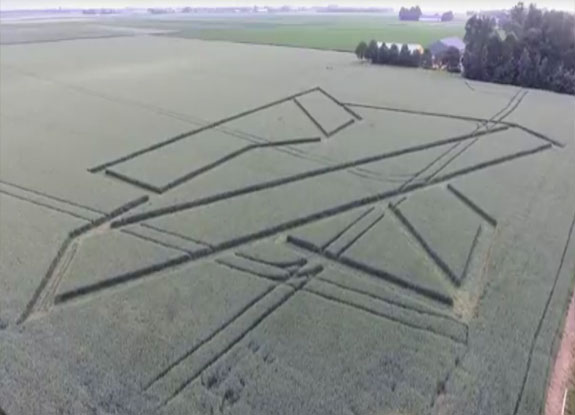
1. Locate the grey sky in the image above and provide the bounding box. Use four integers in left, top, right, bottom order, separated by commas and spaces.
1, 0, 574, 12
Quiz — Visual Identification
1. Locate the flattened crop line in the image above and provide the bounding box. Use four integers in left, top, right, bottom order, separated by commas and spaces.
287, 235, 454, 306
0, 179, 104, 214
293, 97, 329, 137
104, 137, 321, 194
143, 284, 276, 391
460, 225, 482, 284
216, 258, 287, 282
160, 285, 300, 408
326, 118, 355, 138
17, 196, 151, 323
429, 144, 551, 185
0, 189, 93, 221
304, 287, 466, 345
69, 195, 149, 238
316, 86, 363, 120
343, 102, 494, 124
121, 229, 192, 255
141, 224, 213, 248
389, 204, 460, 287
54, 254, 192, 304
315, 276, 457, 321
17, 237, 73, 324
87, 87, 320, 173
323, 207, 374, 250
111, 127, 507, 229
235, 251, 307, 268
104, 170, 163, 194
506, 122, 565, 148
332, 211, 386, 257
513, 208, 575, 415
447, 184, 497, 227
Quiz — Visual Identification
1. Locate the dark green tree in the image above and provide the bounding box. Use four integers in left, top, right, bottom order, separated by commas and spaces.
355, 41, 368, 60
503, 1, 526, 37
443, 47, 462, 72
462, 15, 496, 80
388, 44, 400, 65
517, 48, 536, 86
365, 40, 379, 62
399, 44, 412, 66
493, 34, 519, 84
377, 43, 390, 64
441, 11, 454, 22
485, 35, 504, 79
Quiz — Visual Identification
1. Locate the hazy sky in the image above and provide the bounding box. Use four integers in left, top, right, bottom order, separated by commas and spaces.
1, 0, 574, 12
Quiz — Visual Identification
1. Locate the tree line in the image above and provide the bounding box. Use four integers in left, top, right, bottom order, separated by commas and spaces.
399, 6, 422, 21
357, 3, 574, 95
355, 40, 462, 72
463, 2, 575, 94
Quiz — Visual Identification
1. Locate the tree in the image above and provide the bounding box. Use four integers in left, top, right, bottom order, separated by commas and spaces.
388, 44, 400, 64
443, 47, 461, 72
503, 1, 526, 38
463, 15, 496, 80
377, 43, 390, 64
399, 44, 412, 66
517, 47, 536, 86
536, 56, 552, 89
365, 40, 379, 62
399, 5, 422, 21
355, 41, 368, 60
485, 35, 504, 79
441, 11, 454, 22
493, 34, 519, 84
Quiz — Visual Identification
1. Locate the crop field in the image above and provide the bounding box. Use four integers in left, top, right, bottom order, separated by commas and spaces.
0, 14, 466, 50
110, 14, 466, 51
1, 19, 575, 415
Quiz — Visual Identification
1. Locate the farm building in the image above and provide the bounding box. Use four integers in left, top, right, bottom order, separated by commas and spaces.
428, 37, 465, 59
377, 41, 424, 54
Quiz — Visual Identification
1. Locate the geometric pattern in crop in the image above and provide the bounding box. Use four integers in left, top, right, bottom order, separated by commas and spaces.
7, 82, 571, 415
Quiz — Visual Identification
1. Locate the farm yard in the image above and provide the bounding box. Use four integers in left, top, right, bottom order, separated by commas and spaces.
0, 15, 575, 415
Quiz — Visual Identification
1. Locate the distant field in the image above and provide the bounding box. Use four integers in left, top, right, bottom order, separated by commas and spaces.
110, 14, 466, 51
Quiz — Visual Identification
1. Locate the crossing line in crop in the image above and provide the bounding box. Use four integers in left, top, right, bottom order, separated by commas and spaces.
460, 225, 483, 284
447, 185, 497, 227
315, 276, 454, 321
235, 251, 307, 268
88, 87, 321, 173
0, 179, 104, 215
154, 263, 324, 409
0, 189, 94, 221
111, 126, 508, 228
327, 209, 386, 257
389, 203, 461, 287
104, 137, 321, 194
344, 95, 564, 148
321, 207, 374, 250
316, 86, 363, 120
53, 143, 552, 306
287, 235, 453, 306
304, 286, 467, 345
17, 195, 149, 324
216, 258, 289, 282
142, 284, 276, 391
513, 208, 575, 415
